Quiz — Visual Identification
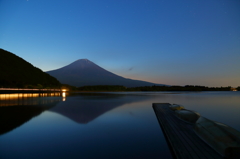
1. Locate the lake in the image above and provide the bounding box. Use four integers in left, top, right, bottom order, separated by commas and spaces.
0, 91, 240, 159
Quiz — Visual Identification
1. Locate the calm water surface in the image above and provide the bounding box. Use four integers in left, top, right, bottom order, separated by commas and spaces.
0, 91, 239, 159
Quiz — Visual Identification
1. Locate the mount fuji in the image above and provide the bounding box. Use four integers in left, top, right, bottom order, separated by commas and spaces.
46, 59, 164, 87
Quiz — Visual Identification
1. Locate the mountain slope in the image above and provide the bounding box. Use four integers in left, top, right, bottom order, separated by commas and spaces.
46, 59, 164, 87
0, 48, 60, 88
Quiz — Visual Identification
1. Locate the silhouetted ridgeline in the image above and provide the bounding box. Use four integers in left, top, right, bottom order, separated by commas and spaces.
0, 49, 60, 88
127, 85, 234, 91
78, 85, 126, 91
77, 85, 238, 91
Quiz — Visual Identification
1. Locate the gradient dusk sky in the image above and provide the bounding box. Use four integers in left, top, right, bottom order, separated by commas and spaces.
0, 0, 240, 87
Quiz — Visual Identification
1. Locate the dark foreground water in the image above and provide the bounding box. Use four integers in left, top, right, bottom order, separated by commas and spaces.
0, 91, 239, 159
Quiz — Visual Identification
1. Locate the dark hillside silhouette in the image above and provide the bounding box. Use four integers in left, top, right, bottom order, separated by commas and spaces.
0, 49, 60, 88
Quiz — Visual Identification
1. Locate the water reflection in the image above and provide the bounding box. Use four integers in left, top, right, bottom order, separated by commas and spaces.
0, 93, 61, 135
1, 92, 239, 159
50, 93, 155, 124
0, 93, 62, 106
62, 92, 66, 101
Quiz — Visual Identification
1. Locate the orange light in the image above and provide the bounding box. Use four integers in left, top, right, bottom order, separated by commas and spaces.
62, 92, 66, 97
62, 92, 66, 101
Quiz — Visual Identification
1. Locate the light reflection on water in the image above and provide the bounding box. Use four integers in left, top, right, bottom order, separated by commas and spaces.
0, 93, 64, 106
0, 93, 62, 136
0, 91, 239, 159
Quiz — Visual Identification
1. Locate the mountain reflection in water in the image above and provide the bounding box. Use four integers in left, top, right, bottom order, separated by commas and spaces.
0, 93, 62, 135
1, 92, 239, 159
0, 92, 155, 135
49, 93, 154, 124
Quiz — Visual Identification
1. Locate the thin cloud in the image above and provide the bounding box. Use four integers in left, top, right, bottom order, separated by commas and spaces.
128, 67, 134, 71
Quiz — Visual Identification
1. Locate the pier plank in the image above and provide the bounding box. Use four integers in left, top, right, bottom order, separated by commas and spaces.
153, 103, 223, 159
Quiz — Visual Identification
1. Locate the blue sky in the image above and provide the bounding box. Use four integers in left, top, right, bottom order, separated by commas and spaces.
0, 0, 240, 87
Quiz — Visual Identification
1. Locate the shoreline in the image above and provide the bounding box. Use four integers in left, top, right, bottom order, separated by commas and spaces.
0, 90, 237, 94
0, 89, 62, 94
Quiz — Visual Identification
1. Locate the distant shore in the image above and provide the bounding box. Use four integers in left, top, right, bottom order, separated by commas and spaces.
0, 88, 62, 94
0, 85, 239, 94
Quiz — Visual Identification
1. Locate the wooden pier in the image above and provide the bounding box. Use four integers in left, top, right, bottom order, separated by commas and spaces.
153, 103, 223, 159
